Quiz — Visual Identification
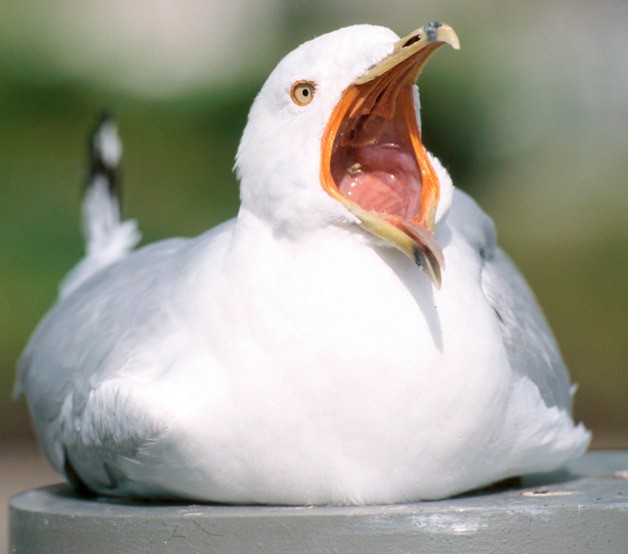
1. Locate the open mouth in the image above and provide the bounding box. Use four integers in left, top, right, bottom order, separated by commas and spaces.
332, 116, 422, 221
320, 23, 459, 287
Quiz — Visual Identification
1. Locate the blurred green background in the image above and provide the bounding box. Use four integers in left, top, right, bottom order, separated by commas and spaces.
1, 0, 626, 449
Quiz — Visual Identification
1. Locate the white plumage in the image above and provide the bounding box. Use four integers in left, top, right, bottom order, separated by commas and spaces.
16, 23, 589, 505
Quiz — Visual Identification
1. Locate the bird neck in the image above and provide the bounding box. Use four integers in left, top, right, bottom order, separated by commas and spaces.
228, 204, 374, 271
237, 173, 353, 239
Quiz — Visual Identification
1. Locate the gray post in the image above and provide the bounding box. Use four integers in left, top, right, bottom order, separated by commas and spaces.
10, 450, 628, 553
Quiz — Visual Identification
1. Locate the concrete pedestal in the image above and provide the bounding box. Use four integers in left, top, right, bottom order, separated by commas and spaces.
10, 450, 628, 553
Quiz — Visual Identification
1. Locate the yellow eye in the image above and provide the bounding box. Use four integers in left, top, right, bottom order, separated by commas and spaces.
290, 81, 316, 106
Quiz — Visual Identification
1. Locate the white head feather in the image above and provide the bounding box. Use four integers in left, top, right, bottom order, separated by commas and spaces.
235, 24, 453, 238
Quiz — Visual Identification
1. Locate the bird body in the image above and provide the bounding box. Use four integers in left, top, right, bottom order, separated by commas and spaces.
17, 24, 589, 505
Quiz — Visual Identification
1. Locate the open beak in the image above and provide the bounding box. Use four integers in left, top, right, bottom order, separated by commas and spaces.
321, 22, 459, 288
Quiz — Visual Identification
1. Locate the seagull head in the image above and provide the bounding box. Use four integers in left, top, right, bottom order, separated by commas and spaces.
236, 23, 459, 286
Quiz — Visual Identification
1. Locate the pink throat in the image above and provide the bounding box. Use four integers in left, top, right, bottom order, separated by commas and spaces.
330, 98, 423, 221
333, 142, 422, 220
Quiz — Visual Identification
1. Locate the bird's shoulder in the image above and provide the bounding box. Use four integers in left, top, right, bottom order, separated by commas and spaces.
16, 218, 236, 400
446, 190, 571, 411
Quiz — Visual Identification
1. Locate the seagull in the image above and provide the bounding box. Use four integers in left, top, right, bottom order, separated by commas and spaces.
16, 23, 590, 505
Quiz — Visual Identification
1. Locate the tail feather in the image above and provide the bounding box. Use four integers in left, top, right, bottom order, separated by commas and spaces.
60, 113, 140, 299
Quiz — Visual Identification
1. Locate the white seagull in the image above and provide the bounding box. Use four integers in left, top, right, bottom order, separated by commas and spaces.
16, 23, 590, 505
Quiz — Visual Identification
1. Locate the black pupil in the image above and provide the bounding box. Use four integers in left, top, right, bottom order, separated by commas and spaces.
301, 87, 309, 97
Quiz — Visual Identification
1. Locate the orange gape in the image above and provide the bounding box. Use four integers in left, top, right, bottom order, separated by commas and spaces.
319, 25, 459, 287
320, 62, 444, 283
322, 79, 439, 226
320, 41, 442, 232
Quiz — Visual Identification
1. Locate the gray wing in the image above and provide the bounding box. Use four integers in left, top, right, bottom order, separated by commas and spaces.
16, 218, 236, 498
15, 239, 188, 492
448, 190, 572, 413
480, 242, 572, 412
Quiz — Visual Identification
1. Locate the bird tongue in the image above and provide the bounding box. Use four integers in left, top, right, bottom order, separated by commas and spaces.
334, 143, 422, 220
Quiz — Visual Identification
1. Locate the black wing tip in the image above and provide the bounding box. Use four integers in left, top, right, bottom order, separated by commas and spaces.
93, 108, 113, 128
86, 109, 121, 199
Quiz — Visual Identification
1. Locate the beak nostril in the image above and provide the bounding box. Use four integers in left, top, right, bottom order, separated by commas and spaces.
402, 35, 421, 48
